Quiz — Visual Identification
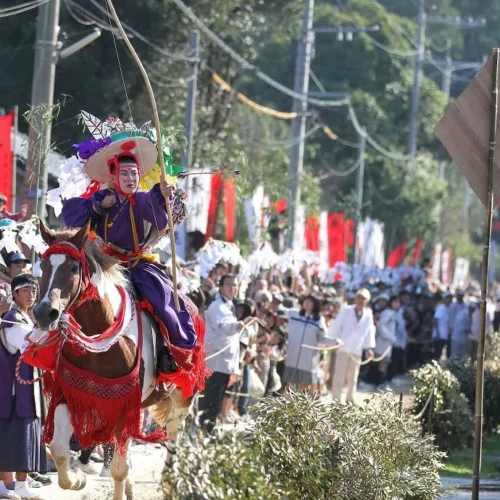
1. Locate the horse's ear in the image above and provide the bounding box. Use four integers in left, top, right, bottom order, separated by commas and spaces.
70, 221, 91, 250
39, 219, 56, 246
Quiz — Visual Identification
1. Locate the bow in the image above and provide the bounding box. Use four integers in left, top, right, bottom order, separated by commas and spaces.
105, 0, 180, 310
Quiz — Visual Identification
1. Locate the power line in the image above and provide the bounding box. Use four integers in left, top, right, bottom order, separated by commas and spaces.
64, 0, 193, 62
171, 0, 349, 108
87, 0, 195, 62
0, 0, 48, 17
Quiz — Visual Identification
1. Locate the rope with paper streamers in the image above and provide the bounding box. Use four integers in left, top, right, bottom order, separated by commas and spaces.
212, 72, 297, 120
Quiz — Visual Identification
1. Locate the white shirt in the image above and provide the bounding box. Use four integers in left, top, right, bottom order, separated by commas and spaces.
328, 305, 376, 357
204, 293, 241, 375
432, 303, 449, 340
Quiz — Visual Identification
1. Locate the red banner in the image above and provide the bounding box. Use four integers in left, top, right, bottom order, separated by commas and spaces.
345, 219, 355, 248
205, 173, 223, 241
387, 243, 407, 268
224, 178, 236, 242
411, 237, 424, 264
0, 113, 13, 210
270, 199, 287, 214
304, 215, 319, 252
327, 213, 346, 266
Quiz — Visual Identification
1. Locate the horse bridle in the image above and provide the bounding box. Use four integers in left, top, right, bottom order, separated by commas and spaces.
41, 241, 96, 317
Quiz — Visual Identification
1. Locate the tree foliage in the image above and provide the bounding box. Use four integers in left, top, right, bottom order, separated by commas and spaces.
0, 0, 493, 253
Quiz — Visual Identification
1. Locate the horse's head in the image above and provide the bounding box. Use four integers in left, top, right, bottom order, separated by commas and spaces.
34, 221, 90, 330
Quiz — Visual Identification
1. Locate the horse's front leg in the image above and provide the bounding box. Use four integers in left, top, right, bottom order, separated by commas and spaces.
49, 404, 86, 491
110, 439, 133, 500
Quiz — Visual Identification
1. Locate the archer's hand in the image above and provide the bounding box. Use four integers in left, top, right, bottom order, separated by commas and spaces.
365, 349, 374, 360
160, 180, 173, 198
19, 204, 28, 218
101, 195, 116, 209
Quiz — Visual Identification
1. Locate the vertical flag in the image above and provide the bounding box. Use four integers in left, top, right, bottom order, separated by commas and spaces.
441, 247, 452, 286
411, 237, 424, 264
387, 243, 407, 268
187, 168, 211, 234
304, 214, 320, 252
205, 172, 223, 241
293, 205, 306, 250
431, 244, 442, 282
319, 211, 329, 267
327, 213, 346, 266
223, 178, 236, 242
0, 113, 13, 210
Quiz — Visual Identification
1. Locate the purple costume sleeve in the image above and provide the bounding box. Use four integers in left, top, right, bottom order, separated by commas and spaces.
134, 184, 171, 229
62, 190, 110, 228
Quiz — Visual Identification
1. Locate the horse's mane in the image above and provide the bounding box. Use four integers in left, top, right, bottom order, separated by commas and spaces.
51, 229, 128, 288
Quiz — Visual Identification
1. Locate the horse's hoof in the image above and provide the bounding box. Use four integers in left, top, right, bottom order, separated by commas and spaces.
73, 469, 87, 491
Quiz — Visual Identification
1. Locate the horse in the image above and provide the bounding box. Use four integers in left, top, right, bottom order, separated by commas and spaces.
32, 222, 196, 500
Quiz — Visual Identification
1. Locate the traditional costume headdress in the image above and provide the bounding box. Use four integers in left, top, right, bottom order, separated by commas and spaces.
47, 111, 183, 216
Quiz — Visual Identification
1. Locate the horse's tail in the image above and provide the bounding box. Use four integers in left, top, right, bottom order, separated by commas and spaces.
150, 398, 172, 429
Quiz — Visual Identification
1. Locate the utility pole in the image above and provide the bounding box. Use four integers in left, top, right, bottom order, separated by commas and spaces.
409, 6, 485, 157
181, 31, 199, 173
408, 0, 426, 159
353, 131, 366, 264
25, 0, 61, 221
178, 30, 200, 260
426, 53, 484, 99
287, 0, 314, 249
442, 43, 452, 98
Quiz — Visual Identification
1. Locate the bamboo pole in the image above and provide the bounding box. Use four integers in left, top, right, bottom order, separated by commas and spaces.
471, 47, 500, 500
105, 0, 180, 310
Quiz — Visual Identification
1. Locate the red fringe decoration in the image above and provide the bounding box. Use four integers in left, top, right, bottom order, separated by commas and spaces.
44, 349, 167, 455
138, 301, 211, 398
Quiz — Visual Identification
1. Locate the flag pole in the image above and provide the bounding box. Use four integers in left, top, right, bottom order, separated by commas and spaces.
472, 47, 500, 500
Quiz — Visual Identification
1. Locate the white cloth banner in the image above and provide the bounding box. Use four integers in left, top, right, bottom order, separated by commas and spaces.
319, 211, 329, 268
431, 243, 442, 283
293, 205, 306, 251
186, 169, 211, 233
244, 185, 267, 249
441, 248, 451, 286
358, 218, 385, 268
453, 257, 470, 289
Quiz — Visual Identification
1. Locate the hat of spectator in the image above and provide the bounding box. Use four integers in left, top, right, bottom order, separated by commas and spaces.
6, 251, 31, 266
356, 288, 371, 301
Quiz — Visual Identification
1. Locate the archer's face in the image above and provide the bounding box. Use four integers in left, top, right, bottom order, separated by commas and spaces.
117, 165, 140, 194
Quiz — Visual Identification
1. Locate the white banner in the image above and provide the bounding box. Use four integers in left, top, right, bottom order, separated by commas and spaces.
453, 257, 470, 289
358, 219, 385, 268
186, 169, 211, 233
431, 243, 442, 282
441, 247, 452, 286
293, 205, 306, 251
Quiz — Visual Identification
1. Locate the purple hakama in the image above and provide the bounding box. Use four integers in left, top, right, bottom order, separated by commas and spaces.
61, 184, 196, 349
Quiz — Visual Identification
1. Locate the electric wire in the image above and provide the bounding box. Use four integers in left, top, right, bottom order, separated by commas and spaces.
0, 0, 48, 18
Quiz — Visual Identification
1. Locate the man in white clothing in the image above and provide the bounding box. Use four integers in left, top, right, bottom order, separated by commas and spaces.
199, 274, 252, 431
432, 293, 452, 360
329, 288, 375, 403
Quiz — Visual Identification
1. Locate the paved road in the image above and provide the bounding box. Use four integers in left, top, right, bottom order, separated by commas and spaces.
39, 444, 165, 500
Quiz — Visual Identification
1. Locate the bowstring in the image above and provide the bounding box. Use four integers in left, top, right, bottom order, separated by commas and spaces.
103, 0, 163, 242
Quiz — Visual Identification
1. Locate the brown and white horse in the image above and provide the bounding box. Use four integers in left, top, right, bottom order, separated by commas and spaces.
33, 223, 194, 500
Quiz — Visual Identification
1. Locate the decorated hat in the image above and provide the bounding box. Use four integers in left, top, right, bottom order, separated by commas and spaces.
74, 112, 159, 184
47, 112, 184, 217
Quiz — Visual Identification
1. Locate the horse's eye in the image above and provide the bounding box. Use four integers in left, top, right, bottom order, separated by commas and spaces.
70, 266, 79, 274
